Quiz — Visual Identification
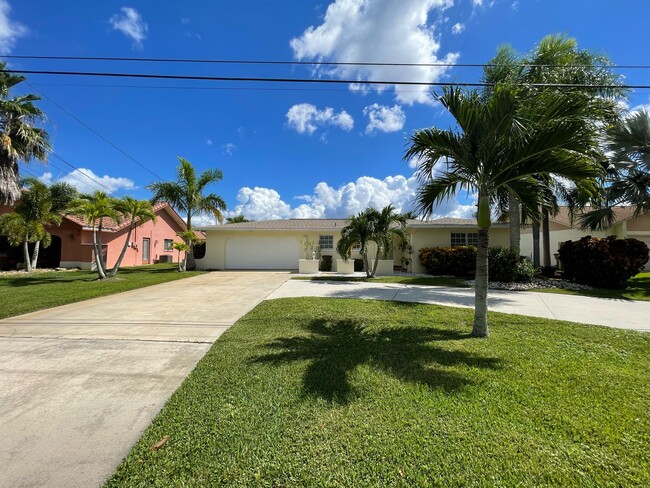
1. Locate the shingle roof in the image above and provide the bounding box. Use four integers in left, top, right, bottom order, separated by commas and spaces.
550, 206, 639, 228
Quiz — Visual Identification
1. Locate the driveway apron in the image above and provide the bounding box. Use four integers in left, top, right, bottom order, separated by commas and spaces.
0, 271, 290, 488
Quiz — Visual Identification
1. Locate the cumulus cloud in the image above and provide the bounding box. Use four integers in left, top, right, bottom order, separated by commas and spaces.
0, 0, 27, 54
222, 142, 236, 155
222, 173, 475, 222
286, 103, 354, 134
290, 0, 458, 105
109, 7, 148, 49
451, 22, 464, 34
363, 104, 406, 134
206, 138, 213, 145
38, 168, 135, 195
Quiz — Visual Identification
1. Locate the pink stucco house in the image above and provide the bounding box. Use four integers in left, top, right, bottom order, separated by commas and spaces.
0, 202, 194, 270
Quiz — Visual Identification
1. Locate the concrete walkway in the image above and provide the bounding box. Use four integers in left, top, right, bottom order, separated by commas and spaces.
0, 271, 291, 488
267, 280, 650, 332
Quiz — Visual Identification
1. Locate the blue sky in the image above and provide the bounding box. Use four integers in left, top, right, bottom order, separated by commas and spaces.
6, 0, 650, 223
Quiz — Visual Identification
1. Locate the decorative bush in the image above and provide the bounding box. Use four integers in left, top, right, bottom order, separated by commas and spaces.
488, 246, 535, 283
354, 258, 364, 272
319, 255, 333, 272
418, 246, 477, 277
558, 236, 649, 288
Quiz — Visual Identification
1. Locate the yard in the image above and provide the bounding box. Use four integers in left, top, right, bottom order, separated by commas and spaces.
107, 298, 650, 487
0, 264, 205, 319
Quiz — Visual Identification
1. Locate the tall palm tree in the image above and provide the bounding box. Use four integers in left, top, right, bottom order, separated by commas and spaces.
108, 197, 157, 277
580, 109, 650, 230
0, 66, 51, 205
147, 157, 226, 270
483, 35, 626, 256
405, 85, 602, 337
71, 191, 120, 279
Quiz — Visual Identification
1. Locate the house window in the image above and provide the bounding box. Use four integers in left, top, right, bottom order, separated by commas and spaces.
319, 235, 333, 250
451, 232, 479, 246
164, 239, 174, 251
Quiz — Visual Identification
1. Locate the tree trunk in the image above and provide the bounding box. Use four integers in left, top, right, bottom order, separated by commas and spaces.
92, 225, 106, 279
97, 219, 107, 273
472, 227, 489, 337
0, 153, 21, 206
31, 240, 41, 270
508, 190, 520, 255
185, 214, 196, 271
532, 222, 540, 268
542, 210, 552, 268
177, 251, 182, 272
22, 235, 32, 272
370, 244, 381, 278
109, 226, 133, 277
182, 251, 188, 272
362, 249, 371, 278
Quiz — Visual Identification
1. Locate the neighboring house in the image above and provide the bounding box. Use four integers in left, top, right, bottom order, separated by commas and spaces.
520, 206, 650, 270
0, 202, 191, 270
196, 218, 510, 273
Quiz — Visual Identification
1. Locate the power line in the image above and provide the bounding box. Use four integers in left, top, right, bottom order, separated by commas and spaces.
25, 81, 164, 182
1, 54, 640, 69
2, 68, 641, 89
47, 150, 117, 194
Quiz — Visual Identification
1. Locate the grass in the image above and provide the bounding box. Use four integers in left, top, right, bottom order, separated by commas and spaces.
293, 275, 469, 287
107, 298, 650, 487
536, 271, 650, 301
0, 264, 205, 319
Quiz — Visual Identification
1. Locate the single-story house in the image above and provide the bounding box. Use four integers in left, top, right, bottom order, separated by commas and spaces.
196, 218, 510, 273
520, 206, 650, 270
0, 202, 191, 270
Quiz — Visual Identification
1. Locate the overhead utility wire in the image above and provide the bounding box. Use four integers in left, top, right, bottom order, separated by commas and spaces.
2, 54, 643, 69
48, 150, 116, 194
25, 81, 164, 182
2, 69, 644, 89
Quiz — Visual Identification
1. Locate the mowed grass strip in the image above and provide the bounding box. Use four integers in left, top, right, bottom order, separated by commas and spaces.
107, 298, 650, 487
0, 264, 205, 319
293, 275, 469, 287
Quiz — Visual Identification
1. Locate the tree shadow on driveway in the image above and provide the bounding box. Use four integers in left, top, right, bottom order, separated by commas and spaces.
251, 318, 501, 405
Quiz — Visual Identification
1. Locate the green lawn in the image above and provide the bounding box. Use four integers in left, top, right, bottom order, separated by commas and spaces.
107, 298, 650, 487
293, 275, 469, 287
536, 271, 650, 301
0, 264, 205, 319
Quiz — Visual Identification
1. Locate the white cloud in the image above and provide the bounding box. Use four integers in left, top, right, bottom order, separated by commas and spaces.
109, 7, 148, 49
473, 0, 483, 5
451, 22, 464, 34
363, 104, 406, 134
290, 0, 459, 105
39, 168, 135, 195
180, 17, 190, 25
286, 103, 354, 134
223, 173, 474, 222
206, 138, 213, 145
223, 143, 236, 155
0, 0, 27, 54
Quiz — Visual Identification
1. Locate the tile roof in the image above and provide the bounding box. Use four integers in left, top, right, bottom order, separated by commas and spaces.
550, 206, 639, 228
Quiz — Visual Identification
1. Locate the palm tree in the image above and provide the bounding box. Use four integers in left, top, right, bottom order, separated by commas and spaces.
108, 197, 157, 277
336, 205, 409, 278
172, 241, 190, 272
175, 229, 201, 272
580, 109, 650, 230
71, 191, 120, 279
0, 66, 51, 205
147, 157, 226, 270
483, 35, 626, 256
405, 85, 601, 337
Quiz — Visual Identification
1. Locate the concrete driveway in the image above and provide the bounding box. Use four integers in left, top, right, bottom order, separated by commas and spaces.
0, 271, 290, 488
268, 280, 650, 332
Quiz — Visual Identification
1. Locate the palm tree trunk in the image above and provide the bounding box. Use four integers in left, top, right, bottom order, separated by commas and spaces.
0, 152, 21, 206
508, 190, 520, 254
542, 210, 552, 268
370, 246, 380, 278
362, 249, 371, 278
23, 234, 32, 272
182, 251, 188, 272
92, 225, 106, 279
472, 227, 489, 337
31, 240, 41, 270
185, 214, 196, 271
97, 219, 107, 273
532, 222, 540, 267
108, 226, 133, 277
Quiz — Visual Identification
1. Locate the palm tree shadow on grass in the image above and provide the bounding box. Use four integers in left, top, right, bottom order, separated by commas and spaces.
252, 319, 501, 405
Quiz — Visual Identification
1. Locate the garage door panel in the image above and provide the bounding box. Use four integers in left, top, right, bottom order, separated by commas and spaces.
226, 238, 299, 269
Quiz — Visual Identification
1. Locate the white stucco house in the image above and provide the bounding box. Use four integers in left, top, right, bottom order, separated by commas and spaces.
196, 218, 510, 273
520, 206, 650, 270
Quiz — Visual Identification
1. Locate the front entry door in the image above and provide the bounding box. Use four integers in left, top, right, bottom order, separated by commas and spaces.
142, 238, 150, 264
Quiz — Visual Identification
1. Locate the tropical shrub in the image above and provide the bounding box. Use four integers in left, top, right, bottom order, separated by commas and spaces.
418, 246, 477, 277
488, 246, 535, 283
559, 236, 649, 288
319, 255, 333, 272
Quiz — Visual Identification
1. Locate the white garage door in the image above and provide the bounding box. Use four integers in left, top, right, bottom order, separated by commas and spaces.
225, 237, 299, 270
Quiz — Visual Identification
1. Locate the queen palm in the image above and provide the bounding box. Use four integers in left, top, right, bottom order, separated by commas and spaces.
0, 66, 51, 205
405, 85, 601, 337
108, 197, 157, 277
147, 157, 226, 270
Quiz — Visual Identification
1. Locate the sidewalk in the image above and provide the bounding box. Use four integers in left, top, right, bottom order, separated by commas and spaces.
267, 280, 650, 332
